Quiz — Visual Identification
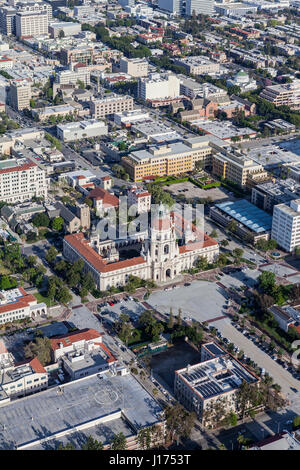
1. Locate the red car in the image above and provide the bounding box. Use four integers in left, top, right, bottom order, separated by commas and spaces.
109, 301, 114, 306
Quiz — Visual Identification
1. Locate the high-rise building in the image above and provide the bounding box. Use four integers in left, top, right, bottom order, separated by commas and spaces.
137, 72, 180, 101
271, 199, 300, 252
157, 0, 183, 14
15, 10, 48, 37
0, 7, 16, 36
185, 0, 214, 15
9, 80, 31, 111
119, 58, 148, 78
0, 158, 47, 203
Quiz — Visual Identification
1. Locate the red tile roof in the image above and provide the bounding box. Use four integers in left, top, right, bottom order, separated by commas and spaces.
0, 161, 36, 175
50, 328, 103, 351
88, 187, 119, 209
0, 289, 37, 316
15, 357, 46, 374
64, 232, 147, 273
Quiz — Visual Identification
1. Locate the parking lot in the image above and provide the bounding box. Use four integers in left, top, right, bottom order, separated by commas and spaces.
97, 299, 146, 326
164, 181, 238, 203
148, 280, 227, 322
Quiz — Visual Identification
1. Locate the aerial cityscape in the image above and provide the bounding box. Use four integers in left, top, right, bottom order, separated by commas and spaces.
0, 0, 300, 453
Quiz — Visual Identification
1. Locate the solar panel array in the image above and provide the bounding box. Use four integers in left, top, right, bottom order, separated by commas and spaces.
182, 366, 208, 383
232, 365, 254, 383
196, 380, 223, 399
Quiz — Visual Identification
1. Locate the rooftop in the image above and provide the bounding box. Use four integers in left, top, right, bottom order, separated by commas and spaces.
0, 372, 163, 449
176, 353, 257, 400
215, 199, 272, 233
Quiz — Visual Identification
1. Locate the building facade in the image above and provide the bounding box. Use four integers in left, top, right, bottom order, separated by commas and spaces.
90, 94, 134, 118
0, 158, 47, 203
271, 199, 300, 252
63, 209, 219, 290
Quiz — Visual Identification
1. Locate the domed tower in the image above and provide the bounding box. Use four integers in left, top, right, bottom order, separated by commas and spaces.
150, 204, 179, 282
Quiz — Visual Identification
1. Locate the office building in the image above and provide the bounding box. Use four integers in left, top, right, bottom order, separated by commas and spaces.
89, 94, 134, 118
0, 7, 16, 36
137, 72, 180, 101
158, 0, 183, 14
260, 80, 300, 110
0, 371, 165, 450
175, 343, 258, 427
9, 80, 31, 111
174, 56, 220, 76
122, 135, 228, 182
0, 158, 47, 203
49, 21, 81, 38
15, 10, 48, 38
212, 147, 268, 189
185, 0, 214, 16
271, 199, 300, 252
119, 57, 148, 78
55, 63, 90, 86
251, 179, 300, 213
57, 120, 108, 142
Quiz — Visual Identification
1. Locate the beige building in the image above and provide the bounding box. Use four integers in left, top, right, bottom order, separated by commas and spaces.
119, 57, 148, 77
0, 158, 47, 203
0, 357, 48, 401
89, 94, 134, 118
128, 186, 151, 214
9, 80, 31, 111
175, 342, 259, 427
212, 148, 268, 189
15, 10, 48, 38
260, 80, 300, 110
122, 136, 228, 182
63, 209, 219, 290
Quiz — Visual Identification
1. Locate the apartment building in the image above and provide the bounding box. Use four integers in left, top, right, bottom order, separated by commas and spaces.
9, 80, 31, 111
158, 0, 183, 14
212, 148, 268, 189
0, 158, 47, 203
260, 80, 300, 110
55, 64, 91, 86
174, 343, 258, 426
89, 94, 134, 118
174, 56, 220, 76
128, 186, 151, 214
0, 2, 51, 36
122, 136, 228, 182
0, 287, 47, 325
119, 57, 148, 78
137, 73, 180, 101
15, 11, 48, 38
271, 199, 300, 252
57, 119, 108, 142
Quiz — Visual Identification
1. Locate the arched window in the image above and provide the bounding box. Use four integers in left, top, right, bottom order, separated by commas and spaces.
164, 245, 169, 254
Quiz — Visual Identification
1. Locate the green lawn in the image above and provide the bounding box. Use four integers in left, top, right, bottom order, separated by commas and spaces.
33, 292, 57, 307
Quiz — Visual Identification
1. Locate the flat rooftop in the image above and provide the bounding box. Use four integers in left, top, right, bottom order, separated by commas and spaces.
215, 199, 272, 233
0, 372, 163, 449
177, 354, 257, 400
